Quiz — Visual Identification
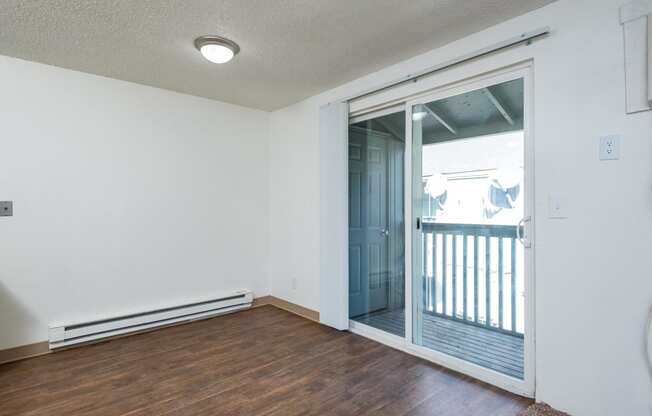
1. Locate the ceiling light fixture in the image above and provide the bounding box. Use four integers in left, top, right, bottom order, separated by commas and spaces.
412, 111, 427, 121
412, 104, 428, 121
194, 35, 240, 64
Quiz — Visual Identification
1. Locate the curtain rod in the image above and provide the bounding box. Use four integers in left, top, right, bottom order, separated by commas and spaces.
340, 26, 550, 103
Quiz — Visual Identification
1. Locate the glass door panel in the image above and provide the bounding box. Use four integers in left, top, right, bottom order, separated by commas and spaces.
411, 78, 526, 379
348, 109, 405, 337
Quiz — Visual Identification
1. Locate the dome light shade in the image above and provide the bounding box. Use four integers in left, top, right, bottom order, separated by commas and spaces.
412, 111, 427, 121
412, 104, 428, 121
200, 44, 233, 63
194, 35, 240, 64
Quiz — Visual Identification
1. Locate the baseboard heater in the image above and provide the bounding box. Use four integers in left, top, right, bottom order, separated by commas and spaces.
48, 289, 253, 350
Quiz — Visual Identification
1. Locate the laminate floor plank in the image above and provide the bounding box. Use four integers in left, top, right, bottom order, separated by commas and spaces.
0, 306, 531, 416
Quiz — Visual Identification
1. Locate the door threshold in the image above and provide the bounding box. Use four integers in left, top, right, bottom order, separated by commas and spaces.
349, 319, 406, 350
348, 319, 533, 398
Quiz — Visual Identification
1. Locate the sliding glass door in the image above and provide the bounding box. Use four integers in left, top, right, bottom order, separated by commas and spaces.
347, 66, 534, 395
407, 72, 533, 390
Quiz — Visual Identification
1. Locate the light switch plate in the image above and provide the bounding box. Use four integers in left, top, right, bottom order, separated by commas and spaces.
0, 201, 12, 216
599, 135, 620, 160
548, 194, 568, 219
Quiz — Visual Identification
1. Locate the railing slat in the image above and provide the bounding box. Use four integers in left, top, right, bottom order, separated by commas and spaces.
485, 236, 491, 327
424, 232, 430, 311
422, 232, 427, 312
463, 235, 468, 321
498, 237, 504, 329
511, 237, 517, 333
473, 235, 479, 324
432, 232, 437, 313
452, 235, 457, 319
442, 234, 447, 316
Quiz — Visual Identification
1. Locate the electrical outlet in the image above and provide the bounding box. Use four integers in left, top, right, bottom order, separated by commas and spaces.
0, 201, 12, 217
599, 135, 620, 160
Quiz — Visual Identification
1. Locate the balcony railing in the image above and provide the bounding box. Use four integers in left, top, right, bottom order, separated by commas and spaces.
421, 221, 524, 337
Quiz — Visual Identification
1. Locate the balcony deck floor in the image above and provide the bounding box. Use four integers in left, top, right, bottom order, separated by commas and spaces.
353, 308, 524, 379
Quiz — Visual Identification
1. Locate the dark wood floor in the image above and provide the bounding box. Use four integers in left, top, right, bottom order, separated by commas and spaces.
0, 306, 532, 415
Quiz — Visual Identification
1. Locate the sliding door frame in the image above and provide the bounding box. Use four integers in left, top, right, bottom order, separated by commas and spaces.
348, 61, 536, 398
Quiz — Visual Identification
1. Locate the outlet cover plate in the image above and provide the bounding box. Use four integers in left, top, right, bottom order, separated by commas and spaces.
599, 135, 620, 160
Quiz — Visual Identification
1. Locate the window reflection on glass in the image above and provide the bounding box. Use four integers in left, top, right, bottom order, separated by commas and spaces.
421, 132, 524, 225
348, 109, 406, 338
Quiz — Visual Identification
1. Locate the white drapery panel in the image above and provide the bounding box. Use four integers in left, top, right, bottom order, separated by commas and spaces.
319, 101, 350, 330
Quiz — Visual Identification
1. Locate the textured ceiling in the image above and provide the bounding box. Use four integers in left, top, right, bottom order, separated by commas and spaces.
0, 0, 555, 111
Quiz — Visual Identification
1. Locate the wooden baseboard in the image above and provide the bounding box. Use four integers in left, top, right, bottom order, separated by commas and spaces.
251, 295, 274, 308
0, 341, 50, 365
253, 295, 320, 322
0, 296, 320, 366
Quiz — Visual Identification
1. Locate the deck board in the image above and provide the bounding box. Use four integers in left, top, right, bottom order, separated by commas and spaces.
353, 308, 524, 379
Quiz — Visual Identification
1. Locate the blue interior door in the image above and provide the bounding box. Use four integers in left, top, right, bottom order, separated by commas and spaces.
349, 127, 390, 318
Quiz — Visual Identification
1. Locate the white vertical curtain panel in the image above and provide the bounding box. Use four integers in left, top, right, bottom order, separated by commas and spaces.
319, 101, 350, 330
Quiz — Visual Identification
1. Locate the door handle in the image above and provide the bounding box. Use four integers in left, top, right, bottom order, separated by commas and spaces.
516, 216, 532, 248
380, 229, 389, 237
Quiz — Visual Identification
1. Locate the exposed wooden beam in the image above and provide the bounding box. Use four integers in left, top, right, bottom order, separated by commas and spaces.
375, 119, 404, 141
483, 87, 514, 125
423, 104, 457, 135
349, 125, 391, 137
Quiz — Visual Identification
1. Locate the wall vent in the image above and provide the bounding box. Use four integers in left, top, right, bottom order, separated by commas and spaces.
49, 290, 253, 349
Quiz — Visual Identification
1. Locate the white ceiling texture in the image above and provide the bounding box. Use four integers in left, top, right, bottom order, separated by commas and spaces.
0, 0, 555, 111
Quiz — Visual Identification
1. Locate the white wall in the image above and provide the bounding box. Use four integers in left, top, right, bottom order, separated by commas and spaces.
268, 0, 652, 414
268, 101, 321, 309
0, 56, 270, 350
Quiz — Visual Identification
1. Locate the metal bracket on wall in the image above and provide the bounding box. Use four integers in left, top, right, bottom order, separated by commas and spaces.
0, 201, 13, 216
